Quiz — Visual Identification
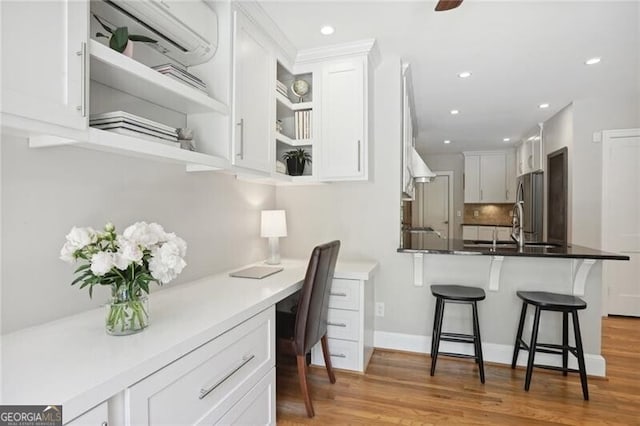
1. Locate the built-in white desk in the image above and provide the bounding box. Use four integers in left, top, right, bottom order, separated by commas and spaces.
0, 258, 377, 424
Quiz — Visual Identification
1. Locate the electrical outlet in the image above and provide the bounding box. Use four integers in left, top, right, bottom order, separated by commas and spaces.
375, 302, 385, 317
456, 210, 462, 217
474, 210, 479, 217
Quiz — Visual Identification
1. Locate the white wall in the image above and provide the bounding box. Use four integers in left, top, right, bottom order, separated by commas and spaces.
1, 135, 275, 333
422, 153, 464, 239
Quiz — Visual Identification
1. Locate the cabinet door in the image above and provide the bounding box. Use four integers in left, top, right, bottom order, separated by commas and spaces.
464, 155, 480, 202
65, 401, 107, 426
505, 149, 517, 202
217, 369, 275, 425
462, 226, 478, 240
1, 0, 88, 130
497, 227, 512, 241
480, 153, 507, 202
232, 10, 272, 173
320, 58, 366, 180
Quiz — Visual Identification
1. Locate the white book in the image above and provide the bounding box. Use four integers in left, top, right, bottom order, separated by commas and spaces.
92, 122, 178, 142
90, 111, 176, 134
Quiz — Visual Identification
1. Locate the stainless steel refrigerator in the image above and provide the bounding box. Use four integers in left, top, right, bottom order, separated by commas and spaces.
516, 172, 544, 242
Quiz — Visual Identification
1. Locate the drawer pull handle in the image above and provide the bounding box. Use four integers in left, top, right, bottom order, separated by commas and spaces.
327, 321, 347, 328
330, 353, 347, 358
199, 354, 255, 400
330, 292, 348, 297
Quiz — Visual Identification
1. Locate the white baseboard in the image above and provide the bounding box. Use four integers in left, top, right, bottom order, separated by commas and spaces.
374, 331, 606, 377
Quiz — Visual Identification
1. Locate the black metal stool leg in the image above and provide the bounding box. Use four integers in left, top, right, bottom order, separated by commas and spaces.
472, 300, 485, 384
511, 301, 528, 369
562, 311, 569, 376
430, 298, 445, 376
572, 310, 589, 401
431, 297, 442, 356
524, 306, 541, 391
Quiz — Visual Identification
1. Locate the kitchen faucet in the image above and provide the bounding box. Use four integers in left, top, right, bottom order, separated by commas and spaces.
512, 201, 525, 249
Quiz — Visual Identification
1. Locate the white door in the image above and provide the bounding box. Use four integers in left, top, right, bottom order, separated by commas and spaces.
413, 175, 450, 250
320, 58, 365, 180
602, 129, 640, 316
232, 10, 272, 173
0, 0, 88, 130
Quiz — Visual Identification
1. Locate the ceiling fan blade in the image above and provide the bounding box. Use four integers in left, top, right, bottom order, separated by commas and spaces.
435, 0, 463, 12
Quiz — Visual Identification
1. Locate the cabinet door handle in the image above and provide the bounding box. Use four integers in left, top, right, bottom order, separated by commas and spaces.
480, 189, 483, 201
327, 321, 347, 328
76, 42, 87, 117
330, 292, 348, 297
236, 118, 244, 159
199, 353, 255, 399
506, 189, 509, 200
357, 140, 361, 172
330, 353, 347, 358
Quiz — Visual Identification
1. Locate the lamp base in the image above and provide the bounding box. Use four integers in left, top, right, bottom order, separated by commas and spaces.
266, 237, 281, 265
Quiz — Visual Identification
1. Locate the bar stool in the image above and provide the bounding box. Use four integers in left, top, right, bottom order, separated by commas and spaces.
430, 284, 486, 383
511, 291, 589, 400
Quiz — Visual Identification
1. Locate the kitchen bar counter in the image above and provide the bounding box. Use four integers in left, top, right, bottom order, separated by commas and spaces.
398, 239, 629, 260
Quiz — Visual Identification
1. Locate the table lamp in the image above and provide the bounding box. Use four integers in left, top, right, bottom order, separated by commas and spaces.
261, 210, 287, 265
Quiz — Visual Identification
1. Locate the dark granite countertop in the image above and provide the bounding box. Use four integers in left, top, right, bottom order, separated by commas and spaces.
398, 239, 629, 260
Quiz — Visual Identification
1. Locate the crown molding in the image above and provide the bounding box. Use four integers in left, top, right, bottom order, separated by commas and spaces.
296, 39, 380, 67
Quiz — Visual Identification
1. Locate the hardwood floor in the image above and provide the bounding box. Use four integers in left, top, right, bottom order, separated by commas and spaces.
276, 316, 640, 425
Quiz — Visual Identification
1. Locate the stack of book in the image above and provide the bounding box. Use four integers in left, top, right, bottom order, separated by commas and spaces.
90, 111, 179, 147
152, 64, 207, 93
294, 110, 312, 140
276, 80, 288, 98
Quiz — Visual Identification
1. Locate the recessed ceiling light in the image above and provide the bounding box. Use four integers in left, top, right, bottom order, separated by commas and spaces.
538, 103, 550, 109
320, 25, 335, 35
443, 140, 451, 144
585, 57, 601, 65
450, 109, 459, 115
503, 138, 510, 142
458, 71, 472, 78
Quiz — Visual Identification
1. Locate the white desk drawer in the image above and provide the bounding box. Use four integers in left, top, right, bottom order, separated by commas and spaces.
315, 338, 360, 371
218, 368, 275, 425
326, 308, 360, 341
127, 307, 274, 425
329, 278, 360, 311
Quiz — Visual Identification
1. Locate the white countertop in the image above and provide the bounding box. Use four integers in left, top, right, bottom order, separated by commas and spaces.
0, 258, 378, 422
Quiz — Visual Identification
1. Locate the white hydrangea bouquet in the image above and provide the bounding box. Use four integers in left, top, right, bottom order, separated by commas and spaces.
61, 222, 187, 335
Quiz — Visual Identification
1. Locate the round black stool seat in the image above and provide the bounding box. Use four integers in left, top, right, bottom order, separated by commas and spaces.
517, 291, 587, 310
430, 284, 486, 383
431, 284, 486, 301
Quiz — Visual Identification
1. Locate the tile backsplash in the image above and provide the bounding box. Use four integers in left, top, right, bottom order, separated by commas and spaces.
464, 203, 513, 225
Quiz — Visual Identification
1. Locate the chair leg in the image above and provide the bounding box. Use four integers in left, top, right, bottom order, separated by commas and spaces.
511, 301, 528, 369
572, 310, 589, 401
430, 298, 445, 376
296, 354, 315, 417
562, 311, 569, 376
524, 306, 541, 391
320, 334, 336, 384
472, 301, 485, 384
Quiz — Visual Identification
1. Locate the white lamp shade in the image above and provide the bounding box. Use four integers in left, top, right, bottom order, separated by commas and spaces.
261, 210, 287, 238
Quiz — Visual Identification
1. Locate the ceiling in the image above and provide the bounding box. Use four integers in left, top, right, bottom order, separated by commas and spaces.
260, 1, 640, 154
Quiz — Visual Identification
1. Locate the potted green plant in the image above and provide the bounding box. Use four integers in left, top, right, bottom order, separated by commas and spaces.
93, 14, 157, 57
282, 148, 312, 176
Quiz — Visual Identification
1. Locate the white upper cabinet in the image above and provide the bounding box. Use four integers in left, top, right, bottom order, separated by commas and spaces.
1, 0, 88, 130
505, 148, 517, 202
232, 9, 273, 173
464, 151, 511, 203
320, 57, 368, 181
517, 125, 544, 176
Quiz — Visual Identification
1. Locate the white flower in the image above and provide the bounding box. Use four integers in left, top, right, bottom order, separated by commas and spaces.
166, 233, 187, 257
149, 240, 187, 284
59, 242, 76, 263
90, 251, 114, 276
123, 222, 166, 248
65, 226, 96, 251
117, 236, 144, 263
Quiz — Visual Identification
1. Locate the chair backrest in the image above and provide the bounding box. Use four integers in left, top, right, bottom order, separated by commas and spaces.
293, 240, 341, 355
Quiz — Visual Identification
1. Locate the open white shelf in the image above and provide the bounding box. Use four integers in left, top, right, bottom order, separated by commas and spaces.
89, 40, 229, 115
275, 132, 312, 147
275, 92, 312, 111
272, 172, 319, 186
29, 128, 230, 172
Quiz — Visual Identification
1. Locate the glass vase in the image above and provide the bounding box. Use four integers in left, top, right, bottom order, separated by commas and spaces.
105, 289, 149, 336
